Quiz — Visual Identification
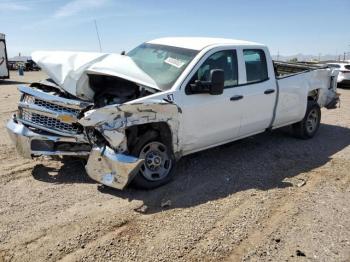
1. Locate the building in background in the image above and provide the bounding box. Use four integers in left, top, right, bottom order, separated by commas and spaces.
8, 55, 40, 71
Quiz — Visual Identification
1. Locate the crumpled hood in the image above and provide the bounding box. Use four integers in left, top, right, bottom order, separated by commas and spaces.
32, 51, 159, 100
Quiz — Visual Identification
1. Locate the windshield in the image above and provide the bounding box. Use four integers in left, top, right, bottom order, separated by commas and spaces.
127, 43, 198, 90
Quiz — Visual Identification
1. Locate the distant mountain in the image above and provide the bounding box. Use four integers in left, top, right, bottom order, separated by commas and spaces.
272, 53, 345, 62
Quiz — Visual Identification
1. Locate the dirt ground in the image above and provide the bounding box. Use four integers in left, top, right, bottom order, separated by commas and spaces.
0, 71, 349, 262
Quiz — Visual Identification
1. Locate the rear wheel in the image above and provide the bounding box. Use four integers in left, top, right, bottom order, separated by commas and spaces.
292, 101, 321, 139
131, 131, 176, 189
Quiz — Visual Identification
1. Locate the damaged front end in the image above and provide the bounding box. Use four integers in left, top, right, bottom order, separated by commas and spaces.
7, 73, 180, 190
79, 100, 180, 189
7, 84, 93, 158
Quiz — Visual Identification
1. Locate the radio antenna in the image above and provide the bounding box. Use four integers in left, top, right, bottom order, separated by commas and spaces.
94, 19, 102, 52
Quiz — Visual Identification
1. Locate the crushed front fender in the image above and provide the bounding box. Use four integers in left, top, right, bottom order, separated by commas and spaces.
79, 99, 181, 153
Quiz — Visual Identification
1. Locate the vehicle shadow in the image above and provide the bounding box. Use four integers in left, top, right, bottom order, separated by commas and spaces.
0, 79, 29, 85
98, 123, 350, 213
31, 123, 350, 213
32, 158, 95, 184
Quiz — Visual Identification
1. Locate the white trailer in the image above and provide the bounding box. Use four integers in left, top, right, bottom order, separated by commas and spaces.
0, 33, 9, 79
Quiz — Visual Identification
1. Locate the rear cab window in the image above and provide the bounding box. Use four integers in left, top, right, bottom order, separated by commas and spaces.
243, 49, 268, 83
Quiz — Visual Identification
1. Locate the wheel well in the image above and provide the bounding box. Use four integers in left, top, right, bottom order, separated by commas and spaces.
308, 89, 319, 102
125, 122, 173, 153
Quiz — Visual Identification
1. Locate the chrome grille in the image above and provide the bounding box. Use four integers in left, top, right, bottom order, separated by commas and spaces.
23, 95, 80, 115
17, 90, 89, 136
21, 109, 81, 134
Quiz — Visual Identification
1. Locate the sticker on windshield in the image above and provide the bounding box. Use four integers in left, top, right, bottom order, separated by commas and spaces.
164, 57, 186, 68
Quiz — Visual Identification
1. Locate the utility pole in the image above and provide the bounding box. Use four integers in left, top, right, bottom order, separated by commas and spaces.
94, 19, 102, 53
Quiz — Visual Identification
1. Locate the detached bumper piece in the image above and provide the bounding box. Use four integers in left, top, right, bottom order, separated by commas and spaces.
85, 146, 144, 190
6, 118, 91, 158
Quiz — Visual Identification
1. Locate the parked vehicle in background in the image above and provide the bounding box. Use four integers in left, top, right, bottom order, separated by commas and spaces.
0, 33, 9, 79
8, 56, 40, 71
327, 62, 350, 87
24, 60, 41, 71
7, 37, 340, 190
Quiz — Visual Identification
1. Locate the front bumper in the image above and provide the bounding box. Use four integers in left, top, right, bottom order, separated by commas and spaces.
6, 118, 90, 158
7, 117, 144, 190
85, 146, 144, 189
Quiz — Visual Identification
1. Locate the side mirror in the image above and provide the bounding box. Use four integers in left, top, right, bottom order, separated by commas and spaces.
209, 69, 224, 95
186, 69, 225, 95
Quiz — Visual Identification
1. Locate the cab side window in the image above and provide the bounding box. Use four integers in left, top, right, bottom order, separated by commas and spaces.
190, 50, 238, 88
243, 49, 268, 83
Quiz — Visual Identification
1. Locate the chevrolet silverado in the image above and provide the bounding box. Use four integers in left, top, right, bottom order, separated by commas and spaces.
7, 37, 339, 190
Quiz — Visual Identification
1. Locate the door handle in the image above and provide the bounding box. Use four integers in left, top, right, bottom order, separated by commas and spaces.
264, 89, 275, 95
230, 95, 244, 101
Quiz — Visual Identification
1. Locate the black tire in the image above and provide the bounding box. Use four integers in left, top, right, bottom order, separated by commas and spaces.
130, 131, 176, 189
292, 101, 321, 139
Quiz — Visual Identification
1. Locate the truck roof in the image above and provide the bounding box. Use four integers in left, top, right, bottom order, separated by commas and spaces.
147, 37, 263, 51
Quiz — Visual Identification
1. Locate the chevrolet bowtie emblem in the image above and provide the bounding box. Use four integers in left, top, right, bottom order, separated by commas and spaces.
57, 114, 76, 123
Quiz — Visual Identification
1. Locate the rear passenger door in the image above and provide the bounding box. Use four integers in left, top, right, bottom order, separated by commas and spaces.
235, 49, 277, 137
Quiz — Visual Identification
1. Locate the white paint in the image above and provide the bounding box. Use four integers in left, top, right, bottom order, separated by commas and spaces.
32, 51, 109, 97
148, 37, 262, 51
32, 51, 159, 100
79, 99, 181, 153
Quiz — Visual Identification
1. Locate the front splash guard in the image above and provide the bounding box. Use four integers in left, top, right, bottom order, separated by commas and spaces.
85, 146, 144, 190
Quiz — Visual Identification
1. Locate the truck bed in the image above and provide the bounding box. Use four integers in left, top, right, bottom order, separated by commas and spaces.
272, 63, 338, 129
273, 61, 327, 78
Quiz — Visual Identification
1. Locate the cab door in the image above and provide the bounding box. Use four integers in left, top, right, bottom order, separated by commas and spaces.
178, 48, 244, 154
235, 49, 277, 137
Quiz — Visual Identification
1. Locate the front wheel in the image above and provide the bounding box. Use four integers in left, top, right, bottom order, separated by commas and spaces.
130, 131, 176, 189
292, 101, 321, 139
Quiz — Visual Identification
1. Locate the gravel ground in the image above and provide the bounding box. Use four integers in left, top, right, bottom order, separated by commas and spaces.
0, 71, 349, 262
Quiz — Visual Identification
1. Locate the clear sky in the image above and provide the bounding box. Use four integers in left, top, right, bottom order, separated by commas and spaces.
1, 0, 349, 57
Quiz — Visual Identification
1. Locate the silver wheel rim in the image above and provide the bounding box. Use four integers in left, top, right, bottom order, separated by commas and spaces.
306, 108, 319, 133
139, 141, 172, 181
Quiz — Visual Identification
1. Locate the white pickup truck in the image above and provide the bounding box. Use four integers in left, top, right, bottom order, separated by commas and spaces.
7, 37, 339, 190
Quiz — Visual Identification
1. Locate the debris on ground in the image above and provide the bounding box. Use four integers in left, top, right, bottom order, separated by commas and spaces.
134, 204, 149, 214
297, 179, 307, 187
296, 249, 306, 257
160, 199, 172, 208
